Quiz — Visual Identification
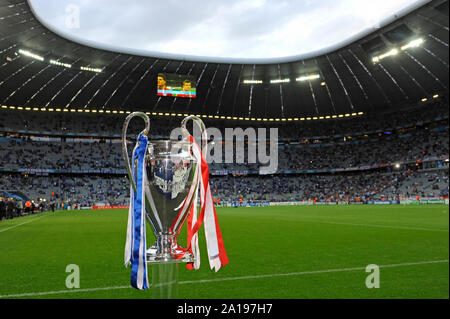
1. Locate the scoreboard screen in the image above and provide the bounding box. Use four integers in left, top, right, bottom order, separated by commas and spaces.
157, 73, 196, 98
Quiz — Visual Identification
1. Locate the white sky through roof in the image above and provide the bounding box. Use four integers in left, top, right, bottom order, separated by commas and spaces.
29, 0, 428, 62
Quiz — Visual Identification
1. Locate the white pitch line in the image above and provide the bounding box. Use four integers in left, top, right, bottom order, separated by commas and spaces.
299, 220, 449, 232
0, 259, 447, 298
0, 214, 48, 233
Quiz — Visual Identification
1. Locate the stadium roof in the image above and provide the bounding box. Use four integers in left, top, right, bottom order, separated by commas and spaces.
29, 0, 429, 63
0, 0, 448, 119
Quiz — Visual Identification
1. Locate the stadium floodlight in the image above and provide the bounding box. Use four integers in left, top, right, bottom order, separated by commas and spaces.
80, 66, 103, 73
270, 78, 290, 84
243, 80, 263, 84
18, 49, 44, 61
50, 60, 72, 68
296, 74, 320, 82
320, 82, 326, 86
372, 48, 398, 63
433, 94, 439, 99
421, 98, 427, 102
401, 38, 424, 51
395, 163, 401, 169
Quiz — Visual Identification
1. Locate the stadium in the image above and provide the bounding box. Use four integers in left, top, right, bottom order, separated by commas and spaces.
0, 0, 448, 301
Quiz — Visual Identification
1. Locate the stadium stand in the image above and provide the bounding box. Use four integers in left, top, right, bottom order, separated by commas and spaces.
0, 0, 448, 219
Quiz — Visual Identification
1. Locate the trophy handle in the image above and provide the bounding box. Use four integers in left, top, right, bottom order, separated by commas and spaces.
121, 112, 150, 194
181, 115, 208, 155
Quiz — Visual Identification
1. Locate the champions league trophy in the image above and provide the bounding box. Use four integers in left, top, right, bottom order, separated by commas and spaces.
121, 112, 228, 297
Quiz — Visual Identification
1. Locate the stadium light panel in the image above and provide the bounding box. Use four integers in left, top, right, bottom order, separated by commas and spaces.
50, 60, 71, 68
270, 78, 290, 84
80, 66, 103, 73
18, 49, 44, 61
320, 82, 326, 86
1, 105, 7, 109
421, 98, 427, 102
243, 80, 263, 84
296, 74, 320, 82
372, 48, 398, 63
401, 38, 424, 51
433, 94, 439, 98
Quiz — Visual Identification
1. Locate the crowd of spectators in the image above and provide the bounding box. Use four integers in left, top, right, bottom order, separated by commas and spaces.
0, 96, 448, 217
0, 95, 447, 139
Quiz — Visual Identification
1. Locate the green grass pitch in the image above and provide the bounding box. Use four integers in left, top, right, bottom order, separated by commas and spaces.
0, 204, 448, 299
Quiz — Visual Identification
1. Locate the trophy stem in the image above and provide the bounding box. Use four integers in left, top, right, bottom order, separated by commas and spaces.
151, 263, 178, 299
147, 234, 195, 263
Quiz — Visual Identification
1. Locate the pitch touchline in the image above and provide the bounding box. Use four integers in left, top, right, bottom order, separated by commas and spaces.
0, 214, 48, 233
0, 259, 447, 298
299, 220, 449, 232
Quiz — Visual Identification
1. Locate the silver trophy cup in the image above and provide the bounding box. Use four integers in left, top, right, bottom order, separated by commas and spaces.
122, 112, 204, 264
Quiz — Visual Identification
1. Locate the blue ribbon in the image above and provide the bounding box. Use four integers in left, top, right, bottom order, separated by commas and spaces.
130, 133, 149, 290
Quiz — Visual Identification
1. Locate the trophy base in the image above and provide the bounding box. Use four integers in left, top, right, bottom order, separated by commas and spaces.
146, 242, 195, 264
